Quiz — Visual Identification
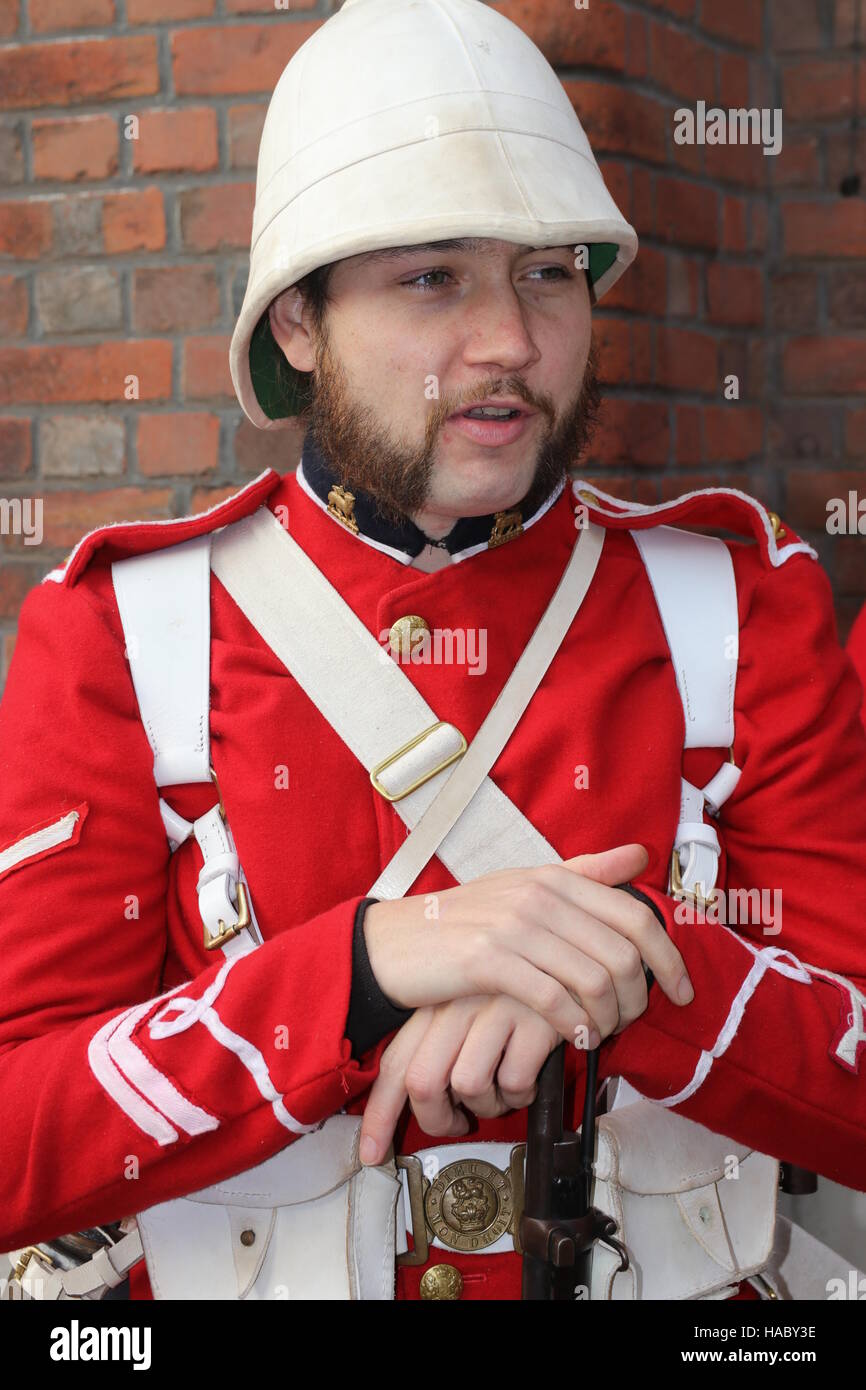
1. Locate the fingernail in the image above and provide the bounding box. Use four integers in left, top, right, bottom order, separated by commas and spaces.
360, 1136, 378, 1164
677, 975, 694, 1004
588, 1029, 601, 1049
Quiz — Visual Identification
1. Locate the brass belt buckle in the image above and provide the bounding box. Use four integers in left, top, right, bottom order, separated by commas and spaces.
370, 721, 467, 803
12, 1246, 54, 1284
396, 1144, 526, 1265
204, 764, 252, 950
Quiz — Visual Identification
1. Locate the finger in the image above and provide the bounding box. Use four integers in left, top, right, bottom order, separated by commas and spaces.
526, 896, 649, 1031
563, 843, 649, 886
525, 864, 692, 1009
512, 922, 622, 1038
404, 998, 481, 1137
448, 1000, 517, 1119
496, 1010, 559, 1109
477, 949, 597, 1043
360, 1006, 434, 1165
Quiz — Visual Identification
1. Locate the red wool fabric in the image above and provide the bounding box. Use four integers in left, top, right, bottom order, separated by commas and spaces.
1, 470, 865, 1301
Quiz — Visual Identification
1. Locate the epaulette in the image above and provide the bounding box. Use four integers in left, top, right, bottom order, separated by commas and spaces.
571, 479, 817, 570
42, 468, 283, 588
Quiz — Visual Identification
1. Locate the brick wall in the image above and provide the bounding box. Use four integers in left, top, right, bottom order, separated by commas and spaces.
0, 0, 864, 695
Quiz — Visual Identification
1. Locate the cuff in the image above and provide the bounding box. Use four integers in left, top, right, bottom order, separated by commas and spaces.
345, 897, 413, 1058
616, 881, 668, 992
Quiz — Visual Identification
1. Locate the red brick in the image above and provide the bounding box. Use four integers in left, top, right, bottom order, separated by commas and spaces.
190, 481, 251, 512
836, 0, 866, 45
671, 131, 703, 176
707, 263, 764, 326
700, 0, 762, 47
0, 200, 52, 259
704, 140, 768, 190
770, 272, 819, 331
590, 400, 669, 466
630, 167, 654, 237
769, 0, 823, 49
722, 195, 748, 252
0, 566, 40, 616
138, 412, 219, 475
749, 200, 769, 253
656, 327, 718, 392
225, 0, 316, 10
771, 135, 820, 189
828, 269, 866, 326
718, 53, 750, 109
133, 264, 221, 333
0, 342, 172, 406
493, 1, 627, 70
786, 470, 864, 531
103, 186, 166, 253
179, 183, 254, 251
783, 60, 858, 121
0, 0, 19, 38
37, 486, 175, 551
593, 318, 630, 385
625, 11, 648, 78
784, 337, 866, 394
172, 22, 319, 96
32, 114, 118, 181
666, 252, 699, 317
703, 405, 763, 462
631, 322, 653, 385
0, 37, 158, 110
845, 408, 866, 455
29, 0, 115, 30
128, 0, 214, 18
826, 129, 866, 193
132, 107, 218, 174
182, 335, 234, 400
565, 82, 667, 165
675, 405, 702, 464
0, 417, 31, 476
647, 0, 696, 18
656, 176, 718, 248
0, 275, 27, 335
578, 472, 657, 504
227, 103, 266, 170
602, 245, 666, 315
783, 200, 866, 257
649, 21, 715, 100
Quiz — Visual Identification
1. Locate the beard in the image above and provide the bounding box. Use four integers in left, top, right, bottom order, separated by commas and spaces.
298, 314, 602, 532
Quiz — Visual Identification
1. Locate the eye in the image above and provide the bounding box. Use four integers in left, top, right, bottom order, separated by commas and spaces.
400, 268, 454, 291
525, 264, 574, 282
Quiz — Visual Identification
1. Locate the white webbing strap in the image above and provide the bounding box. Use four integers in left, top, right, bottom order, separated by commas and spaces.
631, 526, 741, 903
111, 538, 257, 960
210, 505, 604, 897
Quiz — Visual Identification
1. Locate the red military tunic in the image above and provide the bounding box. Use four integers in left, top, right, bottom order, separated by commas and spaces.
848, 604, 866, 728
1, 465, 865, 1301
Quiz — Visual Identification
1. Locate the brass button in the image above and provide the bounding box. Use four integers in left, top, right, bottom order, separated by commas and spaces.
767, 510, 786, 541
240, 1229, 256, 1247
419, 1263, 463, 1300
389, 614, 429, 659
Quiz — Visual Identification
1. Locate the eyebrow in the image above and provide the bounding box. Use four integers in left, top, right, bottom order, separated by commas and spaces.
354, 239, 561, 266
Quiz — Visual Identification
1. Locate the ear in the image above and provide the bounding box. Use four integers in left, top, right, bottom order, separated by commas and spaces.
268, 287, 317, 373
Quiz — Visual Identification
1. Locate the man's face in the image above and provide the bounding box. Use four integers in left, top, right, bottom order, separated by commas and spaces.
270, 237, 599, 538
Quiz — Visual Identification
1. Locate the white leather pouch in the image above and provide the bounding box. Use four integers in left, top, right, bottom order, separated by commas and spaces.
589, 1098, 779, 1300
135, 1113, 401, 1300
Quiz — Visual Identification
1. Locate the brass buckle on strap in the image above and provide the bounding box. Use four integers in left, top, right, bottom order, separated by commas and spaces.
204, 764, 251, 951
396, 1144, 526, 1265
369, 721, 467, 803
12, 1246, 54, 1284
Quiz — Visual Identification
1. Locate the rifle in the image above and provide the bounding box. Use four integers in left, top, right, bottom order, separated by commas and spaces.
520, 1039, 628, 1300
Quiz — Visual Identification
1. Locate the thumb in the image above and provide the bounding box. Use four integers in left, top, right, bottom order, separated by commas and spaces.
562, 843, 649, 887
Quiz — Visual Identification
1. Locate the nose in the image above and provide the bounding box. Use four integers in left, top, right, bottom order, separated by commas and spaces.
458, 278, 542, 377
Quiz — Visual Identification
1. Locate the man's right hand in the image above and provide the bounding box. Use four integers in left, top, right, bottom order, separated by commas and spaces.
362, 843, 693, 1047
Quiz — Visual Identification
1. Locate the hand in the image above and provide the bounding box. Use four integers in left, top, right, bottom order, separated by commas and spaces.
359, 993, 561, 1166
363, 843, 692, 1048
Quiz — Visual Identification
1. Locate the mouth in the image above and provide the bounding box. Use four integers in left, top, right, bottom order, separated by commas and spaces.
447, 402, 537, 447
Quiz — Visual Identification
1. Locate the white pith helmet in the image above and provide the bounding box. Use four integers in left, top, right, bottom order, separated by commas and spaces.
230, 0, 638, 429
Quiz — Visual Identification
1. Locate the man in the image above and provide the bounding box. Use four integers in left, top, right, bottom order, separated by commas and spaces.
1, 0, 865, 1303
